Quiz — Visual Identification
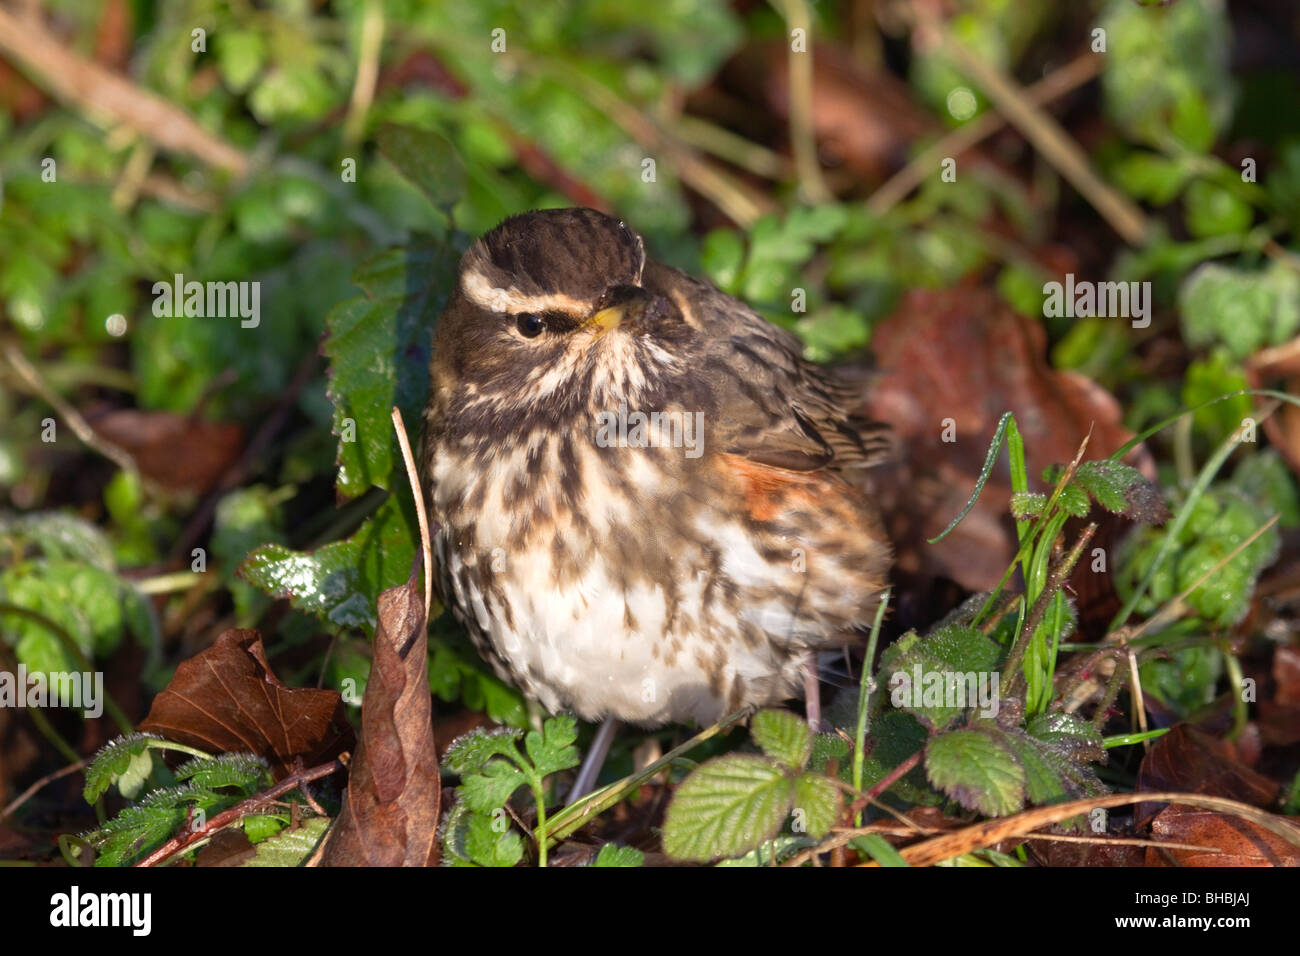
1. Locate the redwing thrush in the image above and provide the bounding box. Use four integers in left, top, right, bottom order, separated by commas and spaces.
421, 208, 891, 728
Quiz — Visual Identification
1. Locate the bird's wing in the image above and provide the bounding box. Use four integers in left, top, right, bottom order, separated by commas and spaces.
656, 267, 890, 474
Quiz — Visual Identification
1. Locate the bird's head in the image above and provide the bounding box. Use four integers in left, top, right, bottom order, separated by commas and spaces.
429, 208, 694, 432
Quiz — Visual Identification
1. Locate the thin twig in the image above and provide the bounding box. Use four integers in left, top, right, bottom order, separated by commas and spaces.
1, 757, 89, 822
3, 342, 141, 480
135, 759, 343, 867
868, 50, 1102, 215
391, 407, 433, 622
0, 5, 249, 175
908, 5, 1150, 244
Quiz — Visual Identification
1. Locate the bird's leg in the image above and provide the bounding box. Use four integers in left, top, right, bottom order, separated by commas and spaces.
803, 652, 823, 731
566, 718, 619, 804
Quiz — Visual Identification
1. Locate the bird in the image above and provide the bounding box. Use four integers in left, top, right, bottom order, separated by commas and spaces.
420, 207, 891, 789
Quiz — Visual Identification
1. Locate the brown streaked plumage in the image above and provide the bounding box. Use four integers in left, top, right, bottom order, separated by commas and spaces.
421, 208, 891, 727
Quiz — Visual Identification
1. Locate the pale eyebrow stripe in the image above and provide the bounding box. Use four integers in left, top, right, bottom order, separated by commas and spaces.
461, 269, 589, 314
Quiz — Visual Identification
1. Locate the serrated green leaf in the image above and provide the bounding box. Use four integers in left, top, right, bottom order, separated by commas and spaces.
791, 773, 840, 839
925, 729, 1025, 817
242, 817, 329, 866
662, 754, 794, 862
238, 493, 417, 631
463, 808, 524, 867
174, 753, 269, 793
444, 726, 524, 775
592, 844, 644, 867
525, 715, 580, 778
242, 814, 286, 844
83, 733, 159, 803
457, 760, 528, 814
750, 709, 812, 769
1010, 492, 1049, 519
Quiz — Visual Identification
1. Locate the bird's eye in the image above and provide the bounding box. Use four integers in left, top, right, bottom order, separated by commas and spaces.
516, 313, 545, 338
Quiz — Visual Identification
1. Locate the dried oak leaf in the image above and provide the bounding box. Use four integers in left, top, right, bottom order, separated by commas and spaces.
320, 567, 440, 866
1135, 724, 1279, 828
88, 409, 242, 494
861, 287, 1151, 592
1146, 806, 1300, 866
140, 629, 352, 778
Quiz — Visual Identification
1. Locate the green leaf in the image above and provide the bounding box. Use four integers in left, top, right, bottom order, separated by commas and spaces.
324, 237, 457, 499
750, 709, 813, 770
376, 123, 466, 211
457, 760, 529, 814
443, 726, 524, 775
1113, 152, 1195, 205
242, 817, 329, 866
524, 715, 580, 778
1183, 180, 1253, 239
1010, 492, 1049, 519
440, 800, 523, 867
791, 773, 840, 839
1026, 712, 1106, 765
242, 814, 286, 844
850, 834, 910, 867
83, 733, 159, 803
1180, 261, 1300, 361
662, 754, 794, 862
173, 753, 269, 793
592, 844, 644, 867
1073, 460, 1170, 523
238, 493, 417, 631
462, 808, 525, 867
925, 728, 1025, 817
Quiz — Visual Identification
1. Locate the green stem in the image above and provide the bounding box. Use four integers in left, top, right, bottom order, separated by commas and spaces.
853, 589, 891, 827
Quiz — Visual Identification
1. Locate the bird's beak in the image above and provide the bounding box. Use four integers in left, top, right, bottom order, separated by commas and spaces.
588, 304, 626, 333
586, 285, 652, 335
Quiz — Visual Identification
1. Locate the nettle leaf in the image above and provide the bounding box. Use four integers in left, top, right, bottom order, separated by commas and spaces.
879, 625, 1003, 732
239, 493, 417, 631
325, 237, 457, 500
1010, 491, 1048, 519
592, 844, 645, 867
1000, 730, 1070, 806
242, 814, 286, 844
1056, 483, 1092, 518
173, 753, 269, 792
1026, 712, 1106, 765
750, 708, 812, 769
791, 773, 840, 839
83, 733, 162, 803
444, 726, 524, 776
1073, 460, 1170, 523
242, 817, 329, 867
662, 754, 795, 862
925, 728, 1025, 817
457, 760, 528, 814
808, 732, 851, 773
524, 715, 580, 778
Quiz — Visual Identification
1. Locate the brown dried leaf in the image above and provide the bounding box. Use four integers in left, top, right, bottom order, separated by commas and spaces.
1146, 805, 1300, 866
1135, 725, 1280, 828
140, 629, 352, 777
88, 409, 243, 494
320, 567, 440, 866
